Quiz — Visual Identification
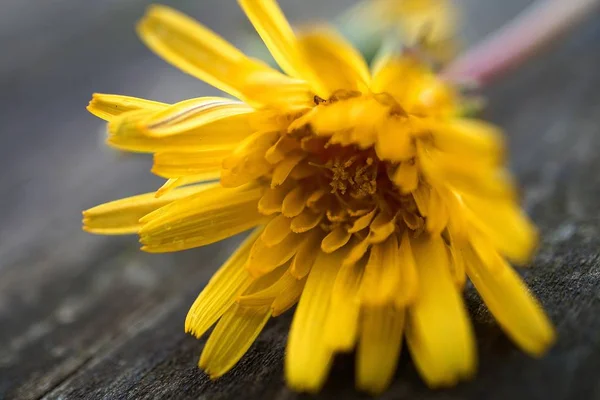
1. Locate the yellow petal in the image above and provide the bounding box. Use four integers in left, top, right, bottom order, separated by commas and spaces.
324, 261, 363, 351
360, 234, 400, 305
258, 184, 292, 215
185, 228, 260, 338
152, 148, 231, 179
271, 151, 306, 187
307, 97, 387, 138
406, 235, 476, 387
82, 184, 211, 235
138, 5, 309, 107
290, 209, 323, 233
306, 187, 328, 208
261, 214, 292, 247
344, 236, 370, 266
200, 303, 272, 378
356, 306, 405, 394
448, 233, 467, 288
238, 0, 323, 95
321, 226, 352, 253
464, 246, 555, 356
282, 185, 310, 217
87, 93, 166, 121
419, 144, 514, 199
412, 183, 430, 216
462, 194, 538, 265
286, 247, 349, 392
140, 185, 267, 252
154, 175, 220, 198
272, 276, 306, 316
375, 117, 415, 162
141, 97, 254, 137
221, 130, 278, 188
297, 27, 370, 96
368, 211, 396, 243
425, 187, 448, 236
265, 135, 300, 164
237, 270, 297, 307
393, 160, 419, 194
107, 109, 253, 153
396, 231, 418, 306
246, 233, 305, 277
290, 229, 324, 279
424, 118, 504, 164
371, 56, 429, 110
347, 209, 376, 233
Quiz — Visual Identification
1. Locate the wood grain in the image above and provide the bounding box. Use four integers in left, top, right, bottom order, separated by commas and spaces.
1, 1, 599, 399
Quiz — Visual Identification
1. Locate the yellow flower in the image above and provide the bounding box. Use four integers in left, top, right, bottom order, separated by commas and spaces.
83, 0, 555, 394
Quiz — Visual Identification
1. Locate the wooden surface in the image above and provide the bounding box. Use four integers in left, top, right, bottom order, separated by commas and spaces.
1, 1, 600, 399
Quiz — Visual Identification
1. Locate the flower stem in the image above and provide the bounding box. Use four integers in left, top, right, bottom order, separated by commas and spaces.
442, 0, 600, 85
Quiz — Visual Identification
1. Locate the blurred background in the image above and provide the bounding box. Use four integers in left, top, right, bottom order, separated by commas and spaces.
1, 1, 599, 399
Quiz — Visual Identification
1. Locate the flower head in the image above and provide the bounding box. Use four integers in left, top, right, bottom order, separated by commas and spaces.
83, 0, 554, 394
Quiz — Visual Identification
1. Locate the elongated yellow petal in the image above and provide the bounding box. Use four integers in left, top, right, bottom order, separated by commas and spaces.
138, 5, 310, 107
462, 194, 538, 265
448, 234, 467, 288
221, 130, 278, 188
348, 209, 376, 233
140, 185, 267, 252
324, 261, 363, 351
87, 93, 166, 121
356, 306, 405, 394
82, 184, 211, 235
290, 209, 323, 233
371, 56, 428, 109
107, 109, 254, 153
464, 246, 555, 356
396, 231, 418, 306
302, 97, 387, 138
368, 211, 396, 243
258, 184, 292, 215
238, 0, 323, 95
321, 226, 352, 253
152, 148, 231, 179
360, 234, 400, 305
141, 97, 254, 137
282, 186, 310, 217
237, 270, 297, 306
272, 276, 306, 316
344, 236, 370, 266
393, 160, 419, 194
286, 247, 349, 392
421, 118, 504, 164
261, 214, 292, 247
265, 135, 301, 164
375, 117, 414, 162
425, 187, 448, 236
271, 151, 306, 187
155, 175, 221, 198
247, 233, 305, 277
139, 5, 249, 99
200, 303, 272, 378
290, 228, 324, 279
297, 27, 370, 96
412, 183, 430, 216
419, 143, 515, 200
185, 228, 261, 338
406, 235, 476, 387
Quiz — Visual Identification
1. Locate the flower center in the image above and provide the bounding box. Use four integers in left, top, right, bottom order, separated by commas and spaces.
283, 116, 425, 235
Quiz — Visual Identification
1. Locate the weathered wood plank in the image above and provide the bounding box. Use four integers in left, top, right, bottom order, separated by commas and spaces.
1, 0, 599, 399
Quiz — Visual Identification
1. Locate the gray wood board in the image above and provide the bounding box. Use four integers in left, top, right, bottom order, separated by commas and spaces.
1, 1, 599, 399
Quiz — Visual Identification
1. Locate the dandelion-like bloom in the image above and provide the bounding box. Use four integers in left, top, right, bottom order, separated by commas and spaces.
83, 0, 555, 394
